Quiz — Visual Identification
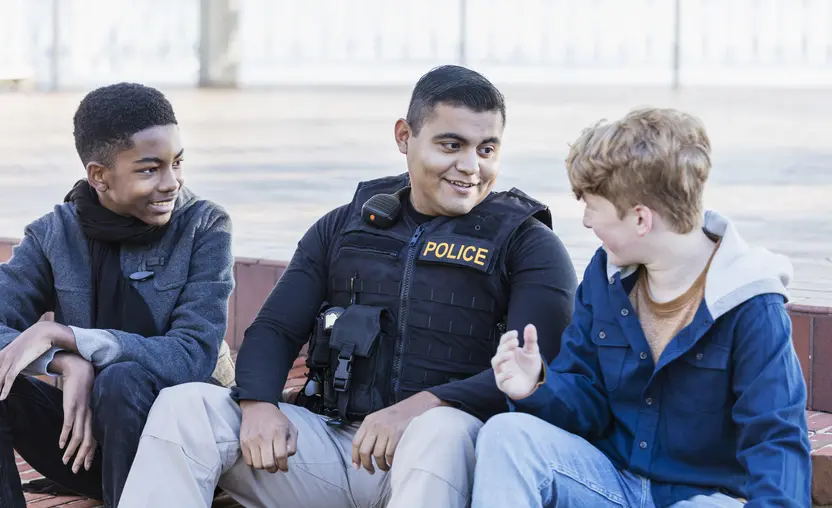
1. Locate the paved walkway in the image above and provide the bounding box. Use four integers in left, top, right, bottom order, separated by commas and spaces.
15, 451, 242, 507
0, 86, 830, 306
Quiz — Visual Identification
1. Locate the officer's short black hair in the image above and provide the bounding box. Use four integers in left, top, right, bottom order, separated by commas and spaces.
73, 82, 178, 167
406, 65, 506, 136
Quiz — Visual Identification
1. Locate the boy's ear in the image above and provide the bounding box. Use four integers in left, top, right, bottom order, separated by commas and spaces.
86, 162, 109, 192
633, 205, 653, 237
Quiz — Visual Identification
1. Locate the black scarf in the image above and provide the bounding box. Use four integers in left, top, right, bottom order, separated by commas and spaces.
64, 179, 167, 337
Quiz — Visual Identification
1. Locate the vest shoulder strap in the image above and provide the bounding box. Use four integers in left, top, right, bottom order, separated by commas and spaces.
350, 173, 411, 215
506, 187, 553, 230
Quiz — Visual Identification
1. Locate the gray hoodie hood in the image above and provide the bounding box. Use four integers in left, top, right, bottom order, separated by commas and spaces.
606, 210, 792, 320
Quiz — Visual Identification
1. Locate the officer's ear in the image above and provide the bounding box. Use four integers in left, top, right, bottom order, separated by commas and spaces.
394, 118, 410, 155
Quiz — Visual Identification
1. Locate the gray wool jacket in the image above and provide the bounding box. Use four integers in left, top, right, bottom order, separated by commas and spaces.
0, 187, 235, 386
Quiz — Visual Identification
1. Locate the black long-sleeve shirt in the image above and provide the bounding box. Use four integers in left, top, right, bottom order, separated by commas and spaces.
231, 199, 578, 420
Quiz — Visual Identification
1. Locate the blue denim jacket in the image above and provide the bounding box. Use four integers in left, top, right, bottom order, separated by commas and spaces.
513, 212, 811, 507
0, 187, 235, 386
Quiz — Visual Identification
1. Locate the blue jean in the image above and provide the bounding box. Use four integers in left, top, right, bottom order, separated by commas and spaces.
472, 413, 744, 508
0, 362, 168, 508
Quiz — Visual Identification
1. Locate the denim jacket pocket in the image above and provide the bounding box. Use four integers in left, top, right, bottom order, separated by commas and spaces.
591, 321, 629, 392
666, 342, 732, 411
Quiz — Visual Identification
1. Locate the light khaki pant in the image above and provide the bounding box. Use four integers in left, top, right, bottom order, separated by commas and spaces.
118, 382, 483, 508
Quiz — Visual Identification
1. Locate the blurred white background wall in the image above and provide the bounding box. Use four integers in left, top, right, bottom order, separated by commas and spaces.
1, 0, 831, 90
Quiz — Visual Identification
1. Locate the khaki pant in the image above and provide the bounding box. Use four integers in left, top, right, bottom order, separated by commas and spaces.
118, 383, 483, 508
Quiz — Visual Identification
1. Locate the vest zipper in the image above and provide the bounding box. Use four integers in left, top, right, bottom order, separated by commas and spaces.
391, 224, 425, 402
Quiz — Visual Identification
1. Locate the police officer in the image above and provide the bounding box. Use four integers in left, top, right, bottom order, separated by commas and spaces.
119, 65, 578, 508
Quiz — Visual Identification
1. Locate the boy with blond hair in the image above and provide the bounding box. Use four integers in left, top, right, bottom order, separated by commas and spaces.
472, 108, 810, 507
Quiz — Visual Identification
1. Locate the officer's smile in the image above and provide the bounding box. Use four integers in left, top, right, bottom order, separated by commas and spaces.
443, 178, 478, 195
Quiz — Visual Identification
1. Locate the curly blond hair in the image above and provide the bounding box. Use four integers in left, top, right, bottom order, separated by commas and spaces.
565, 107, 711, 233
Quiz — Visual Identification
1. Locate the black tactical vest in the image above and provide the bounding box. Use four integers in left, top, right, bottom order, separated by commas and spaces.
301, 173, 552, 422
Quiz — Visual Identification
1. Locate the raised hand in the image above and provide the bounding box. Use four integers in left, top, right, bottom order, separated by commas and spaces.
491, 324, 545, 400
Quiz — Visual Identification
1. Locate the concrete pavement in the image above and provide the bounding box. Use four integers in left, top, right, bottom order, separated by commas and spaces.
1, 85, 830, 305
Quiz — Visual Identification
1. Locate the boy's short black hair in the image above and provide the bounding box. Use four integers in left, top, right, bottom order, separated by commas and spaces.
73, 82, 178, 167
406, 65, 506, 135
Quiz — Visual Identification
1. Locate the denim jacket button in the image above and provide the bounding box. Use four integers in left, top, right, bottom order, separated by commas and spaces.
599, 331, 606, 339
640, 352, 648, 360
621, 308, 629, 316
639, 441, 648, 449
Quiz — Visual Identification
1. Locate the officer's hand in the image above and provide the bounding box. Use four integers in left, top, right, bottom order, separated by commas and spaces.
492, 324, 544, 400
351, 391, 444, 474
239, 401, 298, 473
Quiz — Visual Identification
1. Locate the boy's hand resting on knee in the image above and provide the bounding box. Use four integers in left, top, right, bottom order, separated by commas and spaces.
0, 321, 69, 400
492, 324, 544, 401
48, 352, 97, 474
239, 401, 298, 474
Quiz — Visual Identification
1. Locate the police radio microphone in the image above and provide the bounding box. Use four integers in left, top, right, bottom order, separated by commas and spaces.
361, 187, 409, 229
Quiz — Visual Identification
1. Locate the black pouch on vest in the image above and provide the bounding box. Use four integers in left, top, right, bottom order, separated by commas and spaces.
298, 303, 345, 413
326, 304, 387, 420
307, 303, 345, 371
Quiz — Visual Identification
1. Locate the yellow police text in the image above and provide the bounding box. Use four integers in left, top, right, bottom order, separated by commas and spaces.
422, 241, 488, 266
